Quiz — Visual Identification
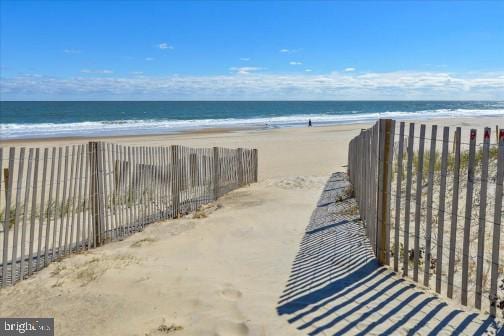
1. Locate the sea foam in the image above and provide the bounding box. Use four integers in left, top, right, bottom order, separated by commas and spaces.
1, 108, 503, 139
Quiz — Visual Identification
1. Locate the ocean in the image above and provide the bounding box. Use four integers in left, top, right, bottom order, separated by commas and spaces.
0, 101, 503, 139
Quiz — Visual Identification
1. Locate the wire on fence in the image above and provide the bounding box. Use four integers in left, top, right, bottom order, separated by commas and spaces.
348, 118, 503, 316
0, 142, 258, 287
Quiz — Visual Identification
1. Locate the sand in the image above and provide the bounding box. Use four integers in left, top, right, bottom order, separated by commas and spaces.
0, 116, 502, 335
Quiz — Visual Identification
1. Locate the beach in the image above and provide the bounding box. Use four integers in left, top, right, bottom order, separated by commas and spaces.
0, 116, 502, 335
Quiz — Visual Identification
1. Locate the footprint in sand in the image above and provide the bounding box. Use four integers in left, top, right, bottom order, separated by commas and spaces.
220, 286, 242, 301
130, 237, 157, 248
214, 321, 249, 336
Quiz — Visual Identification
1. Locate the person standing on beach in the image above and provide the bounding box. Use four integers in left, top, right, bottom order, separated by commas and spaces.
308, 119, 312, 127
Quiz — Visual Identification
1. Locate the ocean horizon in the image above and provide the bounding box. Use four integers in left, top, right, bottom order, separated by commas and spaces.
1, 100, 503, 139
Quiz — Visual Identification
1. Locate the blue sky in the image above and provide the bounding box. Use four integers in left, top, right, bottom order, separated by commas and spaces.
1, 1, 503, 100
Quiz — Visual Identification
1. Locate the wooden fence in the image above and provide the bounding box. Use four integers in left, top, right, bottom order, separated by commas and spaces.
348, 119, 503, 316
0, 142, 258, 287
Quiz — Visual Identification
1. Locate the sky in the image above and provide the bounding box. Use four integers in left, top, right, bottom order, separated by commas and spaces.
1, 1, 503, 100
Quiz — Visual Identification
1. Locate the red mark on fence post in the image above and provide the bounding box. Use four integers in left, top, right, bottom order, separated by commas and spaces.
470, 130, 476, 140
500, 129, 504, 140
484, 129, 490, 140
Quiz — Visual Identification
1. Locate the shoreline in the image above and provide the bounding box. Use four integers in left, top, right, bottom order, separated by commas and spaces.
0, 115, 502, 146
0, 122, 370, 147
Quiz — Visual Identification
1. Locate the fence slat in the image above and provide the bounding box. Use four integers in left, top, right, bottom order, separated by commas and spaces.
423, 125, 437, 287
435, 127, 449, 293
413, 124, 426, 282
2, 148, 15, 286
62, 146, 74, 255
213, 147, 220, 200
393, 122, 405, 272
117, 144, 125, 237
89, 142, 98, 248
75, 145, 84, 253
69, 145, 82, 254
34, 148, 48, 271
41, 148, 53, 267
148, 147, 155, 219
111, 143, 120, 238
403, 123, 415, 277
141, 147, 147, 227
489, 129, 504, 316
64, 146, 76, 255
171, 146, 180, 217
28, 149, 40, 273
83, 145, 90, 250
133, 146, 140, 228
155, 147, 162, 218
475, 127, 491, 309
85, 143, 94, 250
54, 148, 64, 257
101, 144, 110, 240
385, 120, 395, 264
461, 129, 477, 306
376, 119, 394, 265
97, 142, 106, 245
253, 149, 258, 182
447, 127, 462, 299
57, 146, 69, 258
19, 148, 34, 280
11, 147, 26, 283
127, 146, 134, 232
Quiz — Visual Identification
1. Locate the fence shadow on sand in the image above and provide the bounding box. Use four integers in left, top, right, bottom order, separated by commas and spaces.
277, 172, 502, 336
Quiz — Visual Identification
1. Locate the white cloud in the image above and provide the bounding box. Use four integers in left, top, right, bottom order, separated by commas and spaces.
240, 58, 251, 61
2, 71, 504, 100
131, 71, 144, 75
289, 61, 303, 65
280, 48, 301, 54
158, 43, 174, 50
80, 69, 113, 74
63, 49, 81, 54
145, 57, 155, 61
305, 69, 312, 72
229, 67, 262, 75
345, 67, 356, 72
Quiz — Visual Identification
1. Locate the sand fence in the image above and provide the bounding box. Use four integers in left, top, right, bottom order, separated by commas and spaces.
0, 142, 258, 287
348, 119, 503, 317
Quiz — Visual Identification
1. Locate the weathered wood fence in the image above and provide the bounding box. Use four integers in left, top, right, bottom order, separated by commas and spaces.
348, 119, 503, 316
0, 142, 258, 287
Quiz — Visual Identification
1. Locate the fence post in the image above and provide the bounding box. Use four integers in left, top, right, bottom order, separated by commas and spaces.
376, 119, 394, 265
213, 147, 220, 199
489, 129, 504, 316
171, 145, 180, 217
88, 142, 104, 247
